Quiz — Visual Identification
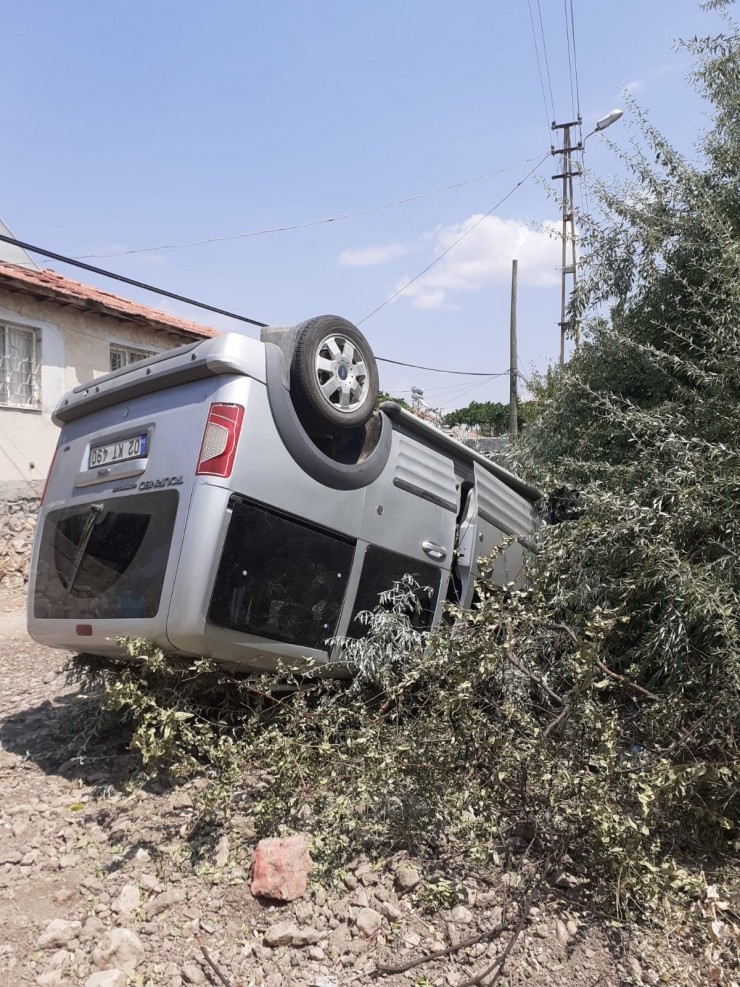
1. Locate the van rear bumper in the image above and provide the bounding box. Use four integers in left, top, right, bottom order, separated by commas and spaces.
26, 618, 174, 658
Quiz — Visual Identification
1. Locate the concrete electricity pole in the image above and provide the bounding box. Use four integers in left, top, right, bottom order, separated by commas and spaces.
551, 109, 623, 366
551, 119, 581, 366
509, 258, 518, 438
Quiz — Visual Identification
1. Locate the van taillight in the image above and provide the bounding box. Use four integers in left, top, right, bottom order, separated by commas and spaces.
40, 447, 59, 506
196, 404, 245, 477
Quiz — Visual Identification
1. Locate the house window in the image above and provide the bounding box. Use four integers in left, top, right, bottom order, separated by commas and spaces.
0, 323, 41, 409
110, 344, 155, 372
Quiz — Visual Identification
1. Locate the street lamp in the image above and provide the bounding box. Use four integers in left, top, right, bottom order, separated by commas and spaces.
583, 108, 624, 146
552, 108, 623, 364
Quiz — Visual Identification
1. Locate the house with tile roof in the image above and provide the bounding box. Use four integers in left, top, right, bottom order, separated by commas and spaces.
0, 229, 217, 585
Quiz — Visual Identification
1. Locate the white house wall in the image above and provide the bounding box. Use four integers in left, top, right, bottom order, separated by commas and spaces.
0, 286, 188, 497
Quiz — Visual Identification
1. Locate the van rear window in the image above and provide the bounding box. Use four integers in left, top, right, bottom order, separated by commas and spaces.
208, 498, 355, 650
34, 491, 178, 620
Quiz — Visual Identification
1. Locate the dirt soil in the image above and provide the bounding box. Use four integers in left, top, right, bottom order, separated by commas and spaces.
0, 586, 706, 987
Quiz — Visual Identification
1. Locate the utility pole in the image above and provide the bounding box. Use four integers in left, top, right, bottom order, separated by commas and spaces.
552, 118, 581, 365
508, 258, 518, 438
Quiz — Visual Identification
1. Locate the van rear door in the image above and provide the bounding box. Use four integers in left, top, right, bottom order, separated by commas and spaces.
28, 335, 265, 652
30, 377, 218, 644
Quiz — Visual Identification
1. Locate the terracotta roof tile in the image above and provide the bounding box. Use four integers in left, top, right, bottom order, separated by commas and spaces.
0, 262, 220, 339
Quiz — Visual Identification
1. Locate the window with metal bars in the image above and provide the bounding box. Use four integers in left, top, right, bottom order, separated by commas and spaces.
0, 323, 41, 409
110, 344, 156, 372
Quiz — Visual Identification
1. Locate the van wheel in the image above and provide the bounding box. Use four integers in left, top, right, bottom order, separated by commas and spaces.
291, 316, 379, 431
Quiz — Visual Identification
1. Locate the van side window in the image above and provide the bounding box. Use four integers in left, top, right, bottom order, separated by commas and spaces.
208, 498, 355, 650
348, 545, 441, 638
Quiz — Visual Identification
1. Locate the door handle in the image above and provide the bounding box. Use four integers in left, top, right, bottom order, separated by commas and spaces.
422, 540, 447, 561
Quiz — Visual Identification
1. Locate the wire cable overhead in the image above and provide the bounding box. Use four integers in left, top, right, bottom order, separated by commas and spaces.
358, 154, 550, 326
0, 233, 511, 378
75, 158, 541, 259
526, 0, 555, 143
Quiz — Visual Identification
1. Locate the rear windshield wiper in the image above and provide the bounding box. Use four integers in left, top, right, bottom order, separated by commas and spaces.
65, 503, 104, 597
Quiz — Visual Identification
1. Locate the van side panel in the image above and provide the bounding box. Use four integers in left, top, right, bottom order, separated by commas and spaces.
474, 464, 539, 587
166, 377, 369, 668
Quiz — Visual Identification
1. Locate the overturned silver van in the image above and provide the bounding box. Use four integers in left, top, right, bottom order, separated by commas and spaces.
28, 315, 540, 674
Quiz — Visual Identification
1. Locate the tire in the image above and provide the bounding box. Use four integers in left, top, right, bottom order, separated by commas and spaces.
290, 315, 379, 432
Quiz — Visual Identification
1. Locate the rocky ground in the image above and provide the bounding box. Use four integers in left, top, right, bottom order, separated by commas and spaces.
0, 586, 709, 987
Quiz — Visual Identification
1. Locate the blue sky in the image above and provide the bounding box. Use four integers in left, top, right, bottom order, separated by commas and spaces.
2, 0, 725, 410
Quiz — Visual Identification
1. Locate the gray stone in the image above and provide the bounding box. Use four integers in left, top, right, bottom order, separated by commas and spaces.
308, 946, 325, 961
292, 927, 321, 947
450, 905, 474, 925
182, 964, 207, 985
329, 897, 352, 921
213, 836, 229, 869
37, 920, 82, 950
555, 919, 570, 946
380, 901, 403, 922
294, 901, 314, 924
329, 923, 352, 950
553, 869, 579, 888
146, 886, 186, 919
351, 886, 370, 909
355, 907, 382, 937
47, 949, 73, 970
85, 973, 127, 987
91, 929, 145, 972
313, 887, 327, 907
628, 957, 644, 983
35, 973, 65, 987
264, 922, 300, 947
395, 866, 420, 892
81, 917, 106, 942
112, 884, 140, 917
139, 874, 161, 893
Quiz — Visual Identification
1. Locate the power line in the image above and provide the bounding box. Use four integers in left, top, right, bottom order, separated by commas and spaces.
535, 0, 558, 125
565, 0, 587, 250
438, 375, 501, 410
0, 233, 511, 378
397, 376, 506, 396
567, 0, 582, 121
358, 154, 550, 326
0, 233, 269, 329
376, 356, 508, 377
563, 0, 577, 122
526, 0, 555, 143
74, 159, 541, 260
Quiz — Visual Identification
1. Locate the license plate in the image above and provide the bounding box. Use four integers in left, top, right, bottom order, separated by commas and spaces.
89, 433, 148, 469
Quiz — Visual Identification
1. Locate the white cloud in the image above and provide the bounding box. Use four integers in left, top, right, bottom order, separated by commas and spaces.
394, 214, 561, 310
339, 242, 409, 267
624, 79, 645, 94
